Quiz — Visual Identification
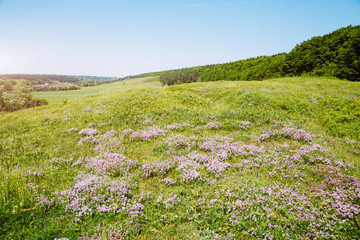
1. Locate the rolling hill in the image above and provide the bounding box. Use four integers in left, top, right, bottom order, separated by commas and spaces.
1, 76, 359, 239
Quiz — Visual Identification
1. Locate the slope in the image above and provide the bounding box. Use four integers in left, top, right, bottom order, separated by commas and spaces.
0, 77, 359, 239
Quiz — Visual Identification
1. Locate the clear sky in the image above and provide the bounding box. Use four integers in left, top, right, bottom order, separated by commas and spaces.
0, 0, 359, 77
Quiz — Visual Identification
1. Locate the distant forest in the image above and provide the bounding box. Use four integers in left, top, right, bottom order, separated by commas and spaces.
0, 74, 120, 93
74, 75, 118, 81
129, 25, 359, 85
0, 74, 79, 83
0, 74, 118, 112
0, 74, 117, 87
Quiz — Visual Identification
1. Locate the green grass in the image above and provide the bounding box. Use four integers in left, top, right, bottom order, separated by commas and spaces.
1, 77, 360, 239
32, 77, 161, 104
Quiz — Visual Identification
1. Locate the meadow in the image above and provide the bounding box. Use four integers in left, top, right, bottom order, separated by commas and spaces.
1, 77, 360, 239
32, 77, 161, 104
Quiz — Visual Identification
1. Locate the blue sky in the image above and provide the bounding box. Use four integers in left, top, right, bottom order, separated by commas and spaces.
0, 0, 359, 77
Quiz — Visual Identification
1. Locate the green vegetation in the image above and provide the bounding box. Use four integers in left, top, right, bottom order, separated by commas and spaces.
1, 24, 359, 239
0, 84, 48, 112
1, 77, 359, 239
0, 74, 118, 93
283, 25, 360, 81
32, 77, 161, 104
160, 69, 199, 85
156, 25, 360, 85
0, 74, 121, 112
0, 74, 80, 83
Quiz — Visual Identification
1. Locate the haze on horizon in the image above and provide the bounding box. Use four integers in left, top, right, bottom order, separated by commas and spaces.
0, 0, 359, 78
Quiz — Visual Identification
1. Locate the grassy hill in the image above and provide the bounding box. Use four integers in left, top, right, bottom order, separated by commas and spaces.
1, 77, 360, 239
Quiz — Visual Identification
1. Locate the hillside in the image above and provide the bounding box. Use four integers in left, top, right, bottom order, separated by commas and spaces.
126, 25, 360, 85
1, 77, 359, 239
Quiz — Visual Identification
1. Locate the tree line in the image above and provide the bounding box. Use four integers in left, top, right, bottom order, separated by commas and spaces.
0, 74, 79, 83
158, 25, 360, 85
160, 69, 199, 85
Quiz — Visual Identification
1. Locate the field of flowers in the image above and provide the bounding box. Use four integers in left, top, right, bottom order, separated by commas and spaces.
0, 77, 360, 239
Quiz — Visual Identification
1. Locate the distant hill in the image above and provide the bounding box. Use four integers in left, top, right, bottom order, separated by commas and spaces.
0, 74, 119, 91
0, 74, 119, 112
0, 74, 79, 84
0, 74, 118, 83
73, 75, 118, 81
126, 25, 360, 85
